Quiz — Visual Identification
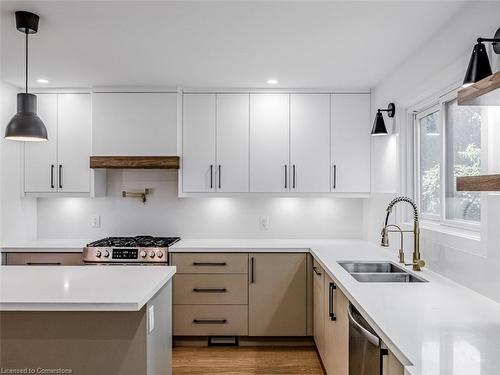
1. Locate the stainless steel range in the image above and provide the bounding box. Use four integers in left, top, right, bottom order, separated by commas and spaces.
83, 236, 180, 265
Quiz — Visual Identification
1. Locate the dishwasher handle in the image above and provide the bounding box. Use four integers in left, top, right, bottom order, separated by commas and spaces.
348, 306, 380, 347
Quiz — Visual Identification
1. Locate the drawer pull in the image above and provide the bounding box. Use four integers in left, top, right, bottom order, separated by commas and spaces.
192, 262, 227, 266
312, 266, 322, 276
193, 288, 227, 293
26, 262, 62, 265
193, 319, 227, 325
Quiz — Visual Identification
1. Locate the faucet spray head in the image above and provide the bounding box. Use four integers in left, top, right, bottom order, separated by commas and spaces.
381, 226, 389, 247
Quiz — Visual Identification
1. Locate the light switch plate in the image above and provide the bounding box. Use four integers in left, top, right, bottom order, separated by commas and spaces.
148, 305, 155, 333
259, 216, 270, 230
91, 214, 101, 228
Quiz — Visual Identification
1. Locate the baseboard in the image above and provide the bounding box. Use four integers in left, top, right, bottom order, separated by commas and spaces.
174, 336, 315, 347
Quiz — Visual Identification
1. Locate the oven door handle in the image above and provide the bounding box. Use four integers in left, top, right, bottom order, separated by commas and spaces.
348, 307, 379, 346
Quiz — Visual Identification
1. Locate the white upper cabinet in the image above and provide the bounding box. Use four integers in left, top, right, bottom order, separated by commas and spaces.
24, 94, 58, 193
182, 94, 216, 192
290, 94, 331, 193
250, 94, 289, 193
331, 93, 371, 193
180, 90, 371, 196
92, 92, 177, 156
24, 93, 93, 195
57, 94, 91, 193
216, 94, 249, 193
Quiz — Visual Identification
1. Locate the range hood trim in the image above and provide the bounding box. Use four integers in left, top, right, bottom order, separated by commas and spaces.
90, 156, 180, 169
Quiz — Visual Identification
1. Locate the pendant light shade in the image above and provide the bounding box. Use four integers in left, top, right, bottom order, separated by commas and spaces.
5, 93, 47, 141
371, 103, 395, 136
4, 11, 48, 142
371, 111, 388, 136
463, 42, 492, 88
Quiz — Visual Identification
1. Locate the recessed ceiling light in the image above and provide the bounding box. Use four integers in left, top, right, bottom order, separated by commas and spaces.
36, 78, 49, 84
266, 79, 279, 85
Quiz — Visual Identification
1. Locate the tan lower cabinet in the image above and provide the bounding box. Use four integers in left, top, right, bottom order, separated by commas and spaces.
323, 273, 349, 375
171, 252, 249, 337
5, 252, 83, 265
383, 349, 404, 375
312, 259, 325, 355
248, 253, 307, 336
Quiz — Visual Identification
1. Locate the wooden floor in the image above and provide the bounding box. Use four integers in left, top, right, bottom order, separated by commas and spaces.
173, 346, 324, 375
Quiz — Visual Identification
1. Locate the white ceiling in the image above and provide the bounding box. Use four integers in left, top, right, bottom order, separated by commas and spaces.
0, 1, 469, 90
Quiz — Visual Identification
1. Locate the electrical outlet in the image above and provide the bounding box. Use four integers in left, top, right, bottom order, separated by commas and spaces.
259, 216, 270, 230
91, 215, 101, 228
148, 305, 155, 333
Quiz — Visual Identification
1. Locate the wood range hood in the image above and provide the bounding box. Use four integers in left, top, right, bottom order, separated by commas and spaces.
456, 72, 500, 191
90, 156, 180, 169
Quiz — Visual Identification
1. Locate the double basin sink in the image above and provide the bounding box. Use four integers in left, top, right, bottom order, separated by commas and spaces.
338, 261, 427, 283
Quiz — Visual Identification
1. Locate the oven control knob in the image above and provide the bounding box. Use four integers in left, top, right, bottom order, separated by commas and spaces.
104, 250, 110, 258
95, 250, 102, 258
157, 251, 163, 258
149, 251, 155, 258
140, 250, 147, 258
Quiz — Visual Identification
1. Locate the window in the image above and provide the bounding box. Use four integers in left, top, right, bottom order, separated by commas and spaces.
415, 92, 486, 228
444, 99, 481, 222
417, 107, 441, 217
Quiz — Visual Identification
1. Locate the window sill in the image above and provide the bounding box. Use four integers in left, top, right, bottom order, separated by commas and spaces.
401, 220, 481, 242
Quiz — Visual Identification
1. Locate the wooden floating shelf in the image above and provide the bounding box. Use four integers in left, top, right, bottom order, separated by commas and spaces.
458, 71, 500, 106
456, 174, 500, 191
90, 156, 180, 169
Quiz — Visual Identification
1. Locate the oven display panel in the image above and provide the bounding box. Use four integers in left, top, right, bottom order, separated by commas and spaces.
112, 248, 138, 259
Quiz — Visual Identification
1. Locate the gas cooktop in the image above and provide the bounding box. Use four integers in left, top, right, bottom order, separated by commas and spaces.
87, 236, 180, 248
83, 236, 180, 264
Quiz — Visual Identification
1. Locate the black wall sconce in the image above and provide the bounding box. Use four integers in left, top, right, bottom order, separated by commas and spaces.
463, 27, 500, 87
371, 103, 395, 136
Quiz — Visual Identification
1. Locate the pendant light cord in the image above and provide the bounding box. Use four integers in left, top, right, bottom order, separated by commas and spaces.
25, 31, 28, 93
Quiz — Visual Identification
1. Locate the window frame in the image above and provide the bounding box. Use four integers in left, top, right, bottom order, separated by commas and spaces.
413, 88, 484, 232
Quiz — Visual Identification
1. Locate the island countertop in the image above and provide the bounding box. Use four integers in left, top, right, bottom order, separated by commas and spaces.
0, 265, 176, 311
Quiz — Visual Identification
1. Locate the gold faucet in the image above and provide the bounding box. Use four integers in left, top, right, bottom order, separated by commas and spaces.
381, 196, 425, 271
381, 224, 405, 263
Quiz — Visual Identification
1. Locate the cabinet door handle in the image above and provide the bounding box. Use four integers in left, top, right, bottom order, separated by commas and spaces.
292, 164, 296, 189
193, 288, 227, 293
26, 262, 61, 265
312, 266, 322, 276
284, 165, 288, 189
329, 282, 337, 321
193, 319, 227, 325
50, 165, 55, 189
218, 165, 221, 189
210, 165, 214, 189
58, 165, 63, 189
192, 262, 227, 266
333, 164, 337, 189
250, 257, 255, 283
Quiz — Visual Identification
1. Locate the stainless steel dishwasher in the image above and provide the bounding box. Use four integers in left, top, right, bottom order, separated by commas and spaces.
348, 303, 387, 375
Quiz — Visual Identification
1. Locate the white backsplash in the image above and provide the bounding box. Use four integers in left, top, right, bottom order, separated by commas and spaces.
36, 170, 365, 240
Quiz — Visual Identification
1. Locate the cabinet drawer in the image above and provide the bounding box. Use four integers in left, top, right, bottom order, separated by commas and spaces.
5, 252, 83, 265
171, 253, 247, 274
174, 274, 248, 305
173, 305, 248, 336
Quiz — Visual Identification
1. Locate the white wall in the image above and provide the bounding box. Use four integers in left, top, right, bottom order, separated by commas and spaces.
37, 170, 364, 240
367, 1, 500, 302
0, 81, 37, 243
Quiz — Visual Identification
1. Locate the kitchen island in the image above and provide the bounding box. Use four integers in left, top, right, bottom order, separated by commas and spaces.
0, 265, 175, 375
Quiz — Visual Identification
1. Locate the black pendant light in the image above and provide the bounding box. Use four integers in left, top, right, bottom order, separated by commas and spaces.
371, 103, 395, 136
462, 27, 500, 88
5, 11, 48, 142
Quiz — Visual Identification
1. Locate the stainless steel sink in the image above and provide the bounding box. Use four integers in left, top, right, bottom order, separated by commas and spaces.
350, 272, 427, 283
338, 261, 428, 283
338, 261, 406, 274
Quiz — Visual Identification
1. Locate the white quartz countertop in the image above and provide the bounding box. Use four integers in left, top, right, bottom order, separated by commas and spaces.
0, 265, 176, 311
171, 238, 500, 375
1, 239, 92, 252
